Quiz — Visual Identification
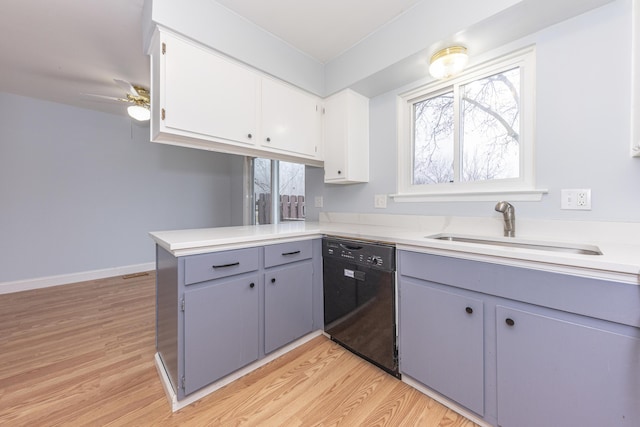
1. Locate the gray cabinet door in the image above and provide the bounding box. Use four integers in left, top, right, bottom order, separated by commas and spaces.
183, 274, 260, 395
399, 279, 485, 415
496, 305, 640, 427
264, 262, 313, 354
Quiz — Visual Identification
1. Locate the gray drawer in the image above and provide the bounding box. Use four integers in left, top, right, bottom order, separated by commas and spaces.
184, 247, 260, 285
264, 240, 313, 268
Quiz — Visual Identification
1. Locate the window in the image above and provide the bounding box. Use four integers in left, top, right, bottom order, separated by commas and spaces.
251, 158, 305, 224
396, 47, 545, 201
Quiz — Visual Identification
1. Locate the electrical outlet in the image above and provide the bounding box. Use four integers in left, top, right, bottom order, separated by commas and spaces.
374, 194, 387, 209
561, 189, 591, 210
314, 196, 323, 208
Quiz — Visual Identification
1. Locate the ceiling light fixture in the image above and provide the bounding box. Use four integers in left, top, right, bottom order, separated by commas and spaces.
127, 104, 151, 121
429, 46, 469, 80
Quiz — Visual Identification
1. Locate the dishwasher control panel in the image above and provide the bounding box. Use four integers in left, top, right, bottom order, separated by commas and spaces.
322, 237, 395, 271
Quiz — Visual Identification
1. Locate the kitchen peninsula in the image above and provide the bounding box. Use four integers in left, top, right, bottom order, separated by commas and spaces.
151, 213, 640, 426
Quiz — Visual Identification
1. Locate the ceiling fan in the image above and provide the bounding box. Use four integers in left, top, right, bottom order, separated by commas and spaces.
85, 79, 150, 121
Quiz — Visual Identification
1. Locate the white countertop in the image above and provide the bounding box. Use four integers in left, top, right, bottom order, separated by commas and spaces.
150, 221, 324, 255
150, 213, 640, 285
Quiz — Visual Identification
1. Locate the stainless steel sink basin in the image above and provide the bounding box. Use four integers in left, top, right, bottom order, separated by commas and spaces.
427, 233, 603, 255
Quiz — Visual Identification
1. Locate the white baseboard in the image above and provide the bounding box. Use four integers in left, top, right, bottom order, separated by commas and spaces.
0, 262, 156, 295
155, 330, 323, 412
401, 375, 492, 427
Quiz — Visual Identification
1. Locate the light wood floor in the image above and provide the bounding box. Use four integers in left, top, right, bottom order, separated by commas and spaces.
0, 272, 479, 426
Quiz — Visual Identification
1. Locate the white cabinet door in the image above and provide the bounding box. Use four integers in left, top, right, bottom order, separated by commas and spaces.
323, 89, 369, 183
161, 33, 258, 146
323, 91, 347, 180
261, 77, 321, 159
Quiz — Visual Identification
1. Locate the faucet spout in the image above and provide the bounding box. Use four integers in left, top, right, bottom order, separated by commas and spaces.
495, 201, 516, 237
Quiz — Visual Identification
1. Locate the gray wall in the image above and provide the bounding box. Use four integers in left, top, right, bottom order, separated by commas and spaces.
313, 0, 640, 223
0, 92, 243, 282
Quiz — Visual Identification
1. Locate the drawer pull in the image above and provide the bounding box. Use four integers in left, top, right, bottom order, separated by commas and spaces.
212, 262, 240, 269
465, 306, 473, 314
249, 282, 255, 288
282, 250, 301, 256
505, 318, 515, 326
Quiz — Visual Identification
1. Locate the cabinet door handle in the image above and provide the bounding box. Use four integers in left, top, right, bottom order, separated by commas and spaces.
337, 170, 342, 175
212, 262, 240, 269
247, 133, 252, 139
282, 250, 301, 256
271, 278, 276, 284
505, 318, 515, 326
249, 282, 255, 288
266, 137, 271, 142
465, 306, 473, 314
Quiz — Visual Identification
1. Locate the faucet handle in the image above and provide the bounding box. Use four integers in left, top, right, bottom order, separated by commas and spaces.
495, 201, 515, 237
495, 201, 512, 213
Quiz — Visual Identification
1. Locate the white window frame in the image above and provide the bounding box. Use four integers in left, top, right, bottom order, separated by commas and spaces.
394, 46, 547, 202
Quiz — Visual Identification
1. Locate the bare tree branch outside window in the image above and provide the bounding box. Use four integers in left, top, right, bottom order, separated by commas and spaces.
413, 67, 521, 185
461, 67, 520, 182
413, 92, 454, 184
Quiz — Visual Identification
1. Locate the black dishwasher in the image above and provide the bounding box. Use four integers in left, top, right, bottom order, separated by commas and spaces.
322, 237, 399, 377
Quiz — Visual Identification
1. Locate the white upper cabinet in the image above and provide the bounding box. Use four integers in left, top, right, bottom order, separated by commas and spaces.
323, 89, 369, 184
149, 29, 323, 166
161, 33, 259, 146
261, 77, 322, 159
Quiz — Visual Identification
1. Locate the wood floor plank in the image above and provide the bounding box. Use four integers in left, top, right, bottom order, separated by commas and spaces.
0, 272, 480, 426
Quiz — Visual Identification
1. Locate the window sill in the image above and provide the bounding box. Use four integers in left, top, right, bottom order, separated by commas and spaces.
390, 188, 548, 203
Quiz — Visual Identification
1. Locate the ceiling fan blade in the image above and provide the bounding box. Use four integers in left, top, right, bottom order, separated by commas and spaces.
114, 78, 140, 97
82, 93, 130, 103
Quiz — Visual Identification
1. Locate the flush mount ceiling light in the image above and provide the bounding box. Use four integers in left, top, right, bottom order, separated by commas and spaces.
429, 46, 469, 80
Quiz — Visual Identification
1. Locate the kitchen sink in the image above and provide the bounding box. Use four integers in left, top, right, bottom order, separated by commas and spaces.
426, 233, 603, 255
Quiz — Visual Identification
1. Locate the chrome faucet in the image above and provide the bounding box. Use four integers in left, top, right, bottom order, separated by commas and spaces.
495, 201, 516, 237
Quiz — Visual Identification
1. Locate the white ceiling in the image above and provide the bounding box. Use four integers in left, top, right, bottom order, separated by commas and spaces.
0, 0, 147, 118
214, 0, 424, 64
0, 0, 617, 118
0, 0, 424, 118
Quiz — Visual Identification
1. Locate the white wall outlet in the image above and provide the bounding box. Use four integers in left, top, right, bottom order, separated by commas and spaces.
314, 196, 323, 208
374, 194, 387, 209
561, 189, 591, 210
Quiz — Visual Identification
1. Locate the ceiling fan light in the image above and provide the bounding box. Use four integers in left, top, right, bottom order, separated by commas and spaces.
127, 105, 150, 121
429, 46, 468, 80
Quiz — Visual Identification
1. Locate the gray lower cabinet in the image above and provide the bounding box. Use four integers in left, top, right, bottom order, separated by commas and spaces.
264, 240, 314, 354
156, 238, 322, 401
399, 279, 484, 415
265, 262, 313, 353
183, 274, 260, 396
496, 305, 640, 427
397, 250, 640, 426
